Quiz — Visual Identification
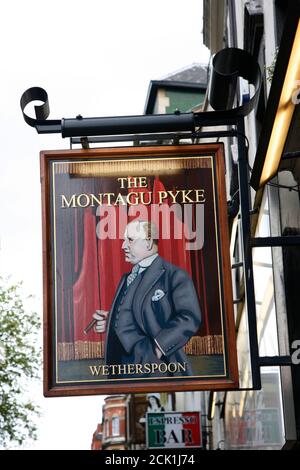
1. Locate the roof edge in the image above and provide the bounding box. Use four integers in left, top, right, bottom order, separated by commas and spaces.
144, 80, 207, 115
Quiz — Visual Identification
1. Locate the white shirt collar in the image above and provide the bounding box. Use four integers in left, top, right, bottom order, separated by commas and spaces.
138, 253, 159, 269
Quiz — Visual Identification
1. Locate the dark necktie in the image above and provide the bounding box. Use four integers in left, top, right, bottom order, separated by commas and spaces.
126, 264, 140, 287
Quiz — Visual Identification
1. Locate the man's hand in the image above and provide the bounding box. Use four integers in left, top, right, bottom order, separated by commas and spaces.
93, 310, 109, 333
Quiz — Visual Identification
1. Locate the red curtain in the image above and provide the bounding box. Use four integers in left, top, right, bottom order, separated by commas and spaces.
64, 176, 214, 359
72, 209, 100, 344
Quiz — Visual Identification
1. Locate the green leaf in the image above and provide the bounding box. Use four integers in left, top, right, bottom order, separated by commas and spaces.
0, 277, 41, 448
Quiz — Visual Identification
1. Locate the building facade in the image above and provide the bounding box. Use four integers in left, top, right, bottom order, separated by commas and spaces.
101, 395, 128, 450
91, 423, 103, 450
200, 0, 300, 450
93, 393, 174, 450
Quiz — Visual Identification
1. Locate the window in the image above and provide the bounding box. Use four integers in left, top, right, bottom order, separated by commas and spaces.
112, 416, 120, 436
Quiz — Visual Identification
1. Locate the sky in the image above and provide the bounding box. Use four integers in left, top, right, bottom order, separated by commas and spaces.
0, 0, 210, 450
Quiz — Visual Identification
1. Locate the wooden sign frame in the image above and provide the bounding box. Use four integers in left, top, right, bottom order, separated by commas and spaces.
41, 144, 238, 396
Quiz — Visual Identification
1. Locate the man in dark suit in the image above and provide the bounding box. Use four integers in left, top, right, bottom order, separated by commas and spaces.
93, 220, 201, 378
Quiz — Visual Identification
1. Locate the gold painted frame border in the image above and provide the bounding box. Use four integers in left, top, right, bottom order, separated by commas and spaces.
41, 144, 239, 397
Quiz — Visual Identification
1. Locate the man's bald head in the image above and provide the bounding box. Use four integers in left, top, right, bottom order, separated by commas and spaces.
122, 220, 159, 264
126, 220, 158, 244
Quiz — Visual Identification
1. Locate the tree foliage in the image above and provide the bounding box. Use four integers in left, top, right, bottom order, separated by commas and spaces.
0, 278, 41, 448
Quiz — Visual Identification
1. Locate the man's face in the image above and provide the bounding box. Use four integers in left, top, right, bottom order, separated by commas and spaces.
122, 223, 150, 265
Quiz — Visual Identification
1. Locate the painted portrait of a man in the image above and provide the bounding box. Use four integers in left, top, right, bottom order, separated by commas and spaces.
92, 220, 202, 378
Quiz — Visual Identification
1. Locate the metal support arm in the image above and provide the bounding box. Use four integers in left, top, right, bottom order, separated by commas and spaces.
20, 86, 247, 138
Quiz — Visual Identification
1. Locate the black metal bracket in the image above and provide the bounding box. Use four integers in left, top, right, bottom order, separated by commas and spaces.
21, 45, 262, 139
251, 236, 300, 247
259, 356, 293, 367
80, 137, 90, 149
282, 151, 300, 160
70, 130, 238, 147
232, 262, 243, 269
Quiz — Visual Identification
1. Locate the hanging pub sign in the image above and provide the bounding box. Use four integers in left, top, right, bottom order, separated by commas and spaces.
41, 144, 238, 396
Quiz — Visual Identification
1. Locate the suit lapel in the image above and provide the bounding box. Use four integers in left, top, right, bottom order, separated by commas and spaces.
133, 256, 165, 329
110, 274, 127, 312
